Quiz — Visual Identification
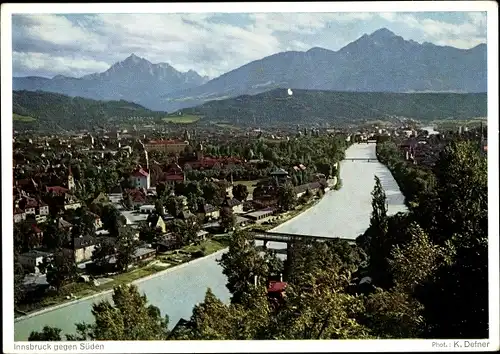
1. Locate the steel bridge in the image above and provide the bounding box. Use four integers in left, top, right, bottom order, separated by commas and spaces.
346, 157, 377, 162
250, 230, 356, 246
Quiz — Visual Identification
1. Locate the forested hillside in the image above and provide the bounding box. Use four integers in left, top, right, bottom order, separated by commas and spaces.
180, 89, 487, 126
13, 90, 168, 131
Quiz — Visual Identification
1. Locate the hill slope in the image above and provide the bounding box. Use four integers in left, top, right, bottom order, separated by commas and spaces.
13, 54, 209, 110
13, 90, 168, 131
162, 28, 486, 111
180, 89, 487, 125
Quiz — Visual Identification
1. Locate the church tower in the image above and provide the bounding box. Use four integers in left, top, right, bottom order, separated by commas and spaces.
184, 129, 191, 142
68, 166, 75, 191
144, 149, 149, 171
196, 142, 204, 161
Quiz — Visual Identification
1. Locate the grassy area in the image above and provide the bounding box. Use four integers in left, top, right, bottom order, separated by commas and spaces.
233, 180, 262, 198
162, 114, 200, 124
16, 239, 229, 316
13, 113, 37, 122
210, 121, 241, 130
250, 196, 320, 232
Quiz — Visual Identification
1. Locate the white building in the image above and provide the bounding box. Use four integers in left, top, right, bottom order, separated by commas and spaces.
130, 168, 150, 190
19, 250, 53, 274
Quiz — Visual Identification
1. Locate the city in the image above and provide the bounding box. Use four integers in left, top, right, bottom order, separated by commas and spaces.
3, 5, 496, 352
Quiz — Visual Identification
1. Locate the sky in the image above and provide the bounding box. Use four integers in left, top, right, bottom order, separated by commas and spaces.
11, 12, 487, 79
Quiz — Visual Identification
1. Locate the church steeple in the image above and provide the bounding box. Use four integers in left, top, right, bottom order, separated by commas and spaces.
68, 165, 75, 191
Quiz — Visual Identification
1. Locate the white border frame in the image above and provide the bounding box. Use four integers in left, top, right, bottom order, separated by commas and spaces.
1, 2, 499, 353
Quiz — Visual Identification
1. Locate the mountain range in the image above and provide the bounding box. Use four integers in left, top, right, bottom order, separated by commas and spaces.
13, 54, 209, 110
13, 28, 487, 112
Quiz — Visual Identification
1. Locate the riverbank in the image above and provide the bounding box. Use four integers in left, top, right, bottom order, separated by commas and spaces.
15, 247, 229, 323
15, 238, 230, 321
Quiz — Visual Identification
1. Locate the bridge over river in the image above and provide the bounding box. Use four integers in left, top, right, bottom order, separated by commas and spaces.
14, 143, 406, 341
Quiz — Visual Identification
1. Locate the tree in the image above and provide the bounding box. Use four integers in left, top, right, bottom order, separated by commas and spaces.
71, 209, 96, 238
276, 182, 296, 212
66, 285, 170, 340
388, 223, 450, 292
370, 176, 388, 233
232, 184, 249, 202
45, 249, 77, 292
177, 286, 273, 340
187, 193, 204, 214
115, 227, 140, 272
14, 252, 25, 306
218, 230, 269, 304
202, 181, 226, 207
14, 221, 37, 253
156, 182, 171, 200
101, 205, 124, 237
361, 287, 425, 339
28, 326, 63, 341
154, 199, 165, 217
415, 142, 488, 339
123, 193, 133, 210
220, 207, 236, 232
165, 195, 183, 218
91, 239, 116, 270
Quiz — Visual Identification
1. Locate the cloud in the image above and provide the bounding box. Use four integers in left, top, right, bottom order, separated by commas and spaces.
376, 12, 486, 48
12, 12, 487, 79
13, 52, 110, 77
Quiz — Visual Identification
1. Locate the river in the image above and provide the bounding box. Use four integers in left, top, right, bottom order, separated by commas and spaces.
14, 143, 406, 341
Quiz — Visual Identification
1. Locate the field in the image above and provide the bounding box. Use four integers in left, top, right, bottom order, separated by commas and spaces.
13, 113, 36, 122
232, 180, 262, 199
210, 121, 241, 130
162, 114, 200, 124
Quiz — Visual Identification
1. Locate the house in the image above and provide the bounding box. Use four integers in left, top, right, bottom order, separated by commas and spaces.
125, 188, 148, 207
197, 230, 209, 241
222, 198, 244, 214
88, 212, 103, 229
31, 224, 44, 248
198, 204, 220, 222
294, 181, 322, 198
19, 250, 53, 274
46, 186, 69, 196
14, 207, 26, 223
64, 235, 97, 263
58, 217, 73, 232
163, 163, 185, 185
64, 194, 82, 210
21, 198, 38, 215
245, 207, 275, 223
144, 139, 189, 154
149, 214, 167, 234
155, 233, 179, 253
179, 210, 195, 220
270, 168, 290, 185
267, 275, 287, 305
133, 247, 156, 263
139, 205, 157, 214
38, 201, 49, 216
130, 168, 151, 190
